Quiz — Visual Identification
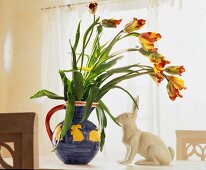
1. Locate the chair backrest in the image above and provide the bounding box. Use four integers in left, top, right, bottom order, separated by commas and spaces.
176, 130, 206, 161
0, 112, 38, 169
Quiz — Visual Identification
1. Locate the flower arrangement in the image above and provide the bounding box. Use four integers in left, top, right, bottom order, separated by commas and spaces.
31, 2, 186, 150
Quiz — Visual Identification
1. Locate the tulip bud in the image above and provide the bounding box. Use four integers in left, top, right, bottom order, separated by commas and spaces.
102, 18, 122, 28
124, 18, 145, 33
89, 3, 98, 14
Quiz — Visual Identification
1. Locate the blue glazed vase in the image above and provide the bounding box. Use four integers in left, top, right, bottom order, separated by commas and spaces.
45, 101, 100, 164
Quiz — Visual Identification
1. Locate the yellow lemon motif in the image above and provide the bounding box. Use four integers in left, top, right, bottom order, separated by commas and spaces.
89, 130, 100, 142
54, 125, 62, 141
71, 124, 84, 142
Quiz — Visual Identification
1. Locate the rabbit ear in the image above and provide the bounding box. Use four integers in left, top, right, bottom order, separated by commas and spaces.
132, 95, 139, 119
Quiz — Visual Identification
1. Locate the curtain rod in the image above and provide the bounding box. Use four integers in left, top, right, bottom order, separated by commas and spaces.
41, 0, 108, 11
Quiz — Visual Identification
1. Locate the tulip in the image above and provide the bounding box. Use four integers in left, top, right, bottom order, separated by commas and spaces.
164, 66, 185, 76
89, 2, 98, 14
167, 76, 186, 90
124, 18, 146, 33
102, 18, 122, 28
150, 73, 164, 84
149, 53, 170, 73
139, 32, 161, 52
138, 47, 153, 57
167, 81, 183, 101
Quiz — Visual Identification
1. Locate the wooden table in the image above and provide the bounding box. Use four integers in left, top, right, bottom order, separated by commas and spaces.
39, 156, 206, 170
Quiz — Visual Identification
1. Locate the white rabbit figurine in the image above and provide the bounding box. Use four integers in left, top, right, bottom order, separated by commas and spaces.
116, 96, 174, 165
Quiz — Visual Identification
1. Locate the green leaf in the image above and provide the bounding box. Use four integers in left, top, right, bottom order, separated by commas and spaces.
85, 56, 123, 85
107, 64, 142, 74
83, 17, 100, 46
81, 86, 100, 123
111, 86, 138, 109
83, 29, 102, 80
109, 48, 140, 58
69, 41, 84, 101
97, 24, 103, 34
95, 65, 150, 88
98, 39, 118, 63
97, 105, 107, 128
97, 70, 153, 99
122, 32, 140, 38
30, 90, 64, 100
59, 70, 71, 101
82, 84, 93, 101
96, 30, 123, 64
73, 21, 81, 51
79, 17, 100, 69
96, 108, 100, 123
138, 47, 153, 57
73, 71, 84, 100
96, 106, 106, 151
99, 100, 120, 126
60, 69, 79, 73
69, 41, 77, 70
100, 129, 106, 152
87, 31, 101, 67
60, 83, 75, 139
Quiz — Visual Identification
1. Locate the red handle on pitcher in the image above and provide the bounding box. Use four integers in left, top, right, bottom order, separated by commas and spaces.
45, 104, 65, 141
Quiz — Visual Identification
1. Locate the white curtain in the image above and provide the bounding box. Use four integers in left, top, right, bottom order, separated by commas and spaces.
158, 0, 206, 153
40, 6, 75, 156
40, 1, 109, 156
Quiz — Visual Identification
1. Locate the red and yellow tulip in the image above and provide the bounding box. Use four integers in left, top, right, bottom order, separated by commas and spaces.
139, 32, 161, 52
124, 18, 146, 33
167, 81, 183, 101
149, 53, 170, 73
164, 66, 185, 76
102, 19, 122, 28
167, 76, 186, 90
150, 73, 165, 84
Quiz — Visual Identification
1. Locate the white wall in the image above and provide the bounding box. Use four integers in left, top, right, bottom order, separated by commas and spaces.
0, 0, 45, 156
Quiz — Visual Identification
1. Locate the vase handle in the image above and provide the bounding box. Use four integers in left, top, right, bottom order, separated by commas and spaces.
45, 104, 65, 141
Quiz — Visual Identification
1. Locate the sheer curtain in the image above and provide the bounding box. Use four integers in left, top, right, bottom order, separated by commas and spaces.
158, 0, 206, 152
39, 0, 172, 158
40, 6, 77, 156
40, 1, 109, 156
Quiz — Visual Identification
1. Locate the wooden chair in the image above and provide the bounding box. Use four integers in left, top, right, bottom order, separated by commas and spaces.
176, 130, 206, 161
0, 112, 38, 169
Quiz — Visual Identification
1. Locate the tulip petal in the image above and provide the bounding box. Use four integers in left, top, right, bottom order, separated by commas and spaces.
124, 18, 146, 33
89, 3, 98, 14
168, 76, 186, 90
139, 32, 161, 52
167, 81, 183, 101
102, 19, 122, 28
150, 73, 165, 84
149, 53, 170, 73
164, 66, 185, 76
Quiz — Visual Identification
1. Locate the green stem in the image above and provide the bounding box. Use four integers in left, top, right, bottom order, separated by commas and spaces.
99, 68, 149, 85
163, 73, 169, 81
85, 14, 96, 48
92, 30, 124, 69
97, 70, 154, 99
109, 48, 140, 58
119, 32, 140, 40
79, 15, 99, 71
